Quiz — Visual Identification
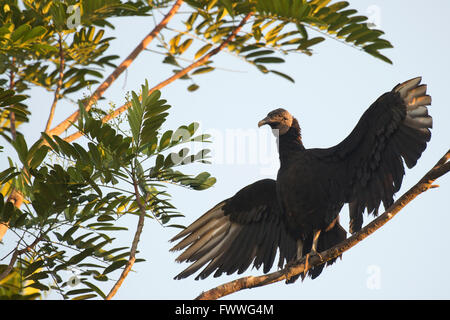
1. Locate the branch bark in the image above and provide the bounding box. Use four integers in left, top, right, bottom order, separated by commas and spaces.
63, 12, 254, 143
195, 149, 450, 300
47, 0, 184, 138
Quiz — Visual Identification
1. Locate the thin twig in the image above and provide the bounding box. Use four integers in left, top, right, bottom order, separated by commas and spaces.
45, 33, 65, 133
0, 236, 43, 281
9, 57, 16, 140
47, 0, 184, 138
195, 149, 450, 300
64, 12, 254, 143
105, 170, 148, 300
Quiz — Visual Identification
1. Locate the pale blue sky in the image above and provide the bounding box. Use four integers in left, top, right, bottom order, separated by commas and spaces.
3, 0, 450, 299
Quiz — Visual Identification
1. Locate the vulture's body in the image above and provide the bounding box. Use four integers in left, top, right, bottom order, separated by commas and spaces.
170, 77, 433, 281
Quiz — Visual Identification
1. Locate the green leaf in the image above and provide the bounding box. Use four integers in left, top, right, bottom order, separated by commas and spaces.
194, 43, 213, 59
26, 271, 49, 281
253, 57, 285, 64
26, 281, 49, 291
191, 67, 215, 75
11, 24, 31, 42
218, 0, 234, 16
103, 260, 128, 275
1, 201, 15, 222
245, 50, 274, 59
158, 130, 173, 151
178, 38, 193, 54
62, 226, 79, 242
363, 41, 393, 51
270, 70, 295, 83
12, 134, 28, 164
53, 136, 79, 160
24, 260, 44, 277
88, 143, 102, 167
68, 248, 95, 265
187, 84, 200, 92
364, 49, 393, 64
41, 133, 60, 153
29, 146, 49, 169
11, 212, 28, 228
22, 26, 47, 42
82, 281, 106, 299
299, 37, 326, 49
66, 288, 93, 296
0, 167, 17, 183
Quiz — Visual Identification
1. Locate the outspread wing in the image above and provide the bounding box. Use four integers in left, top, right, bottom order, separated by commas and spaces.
310, 77, 432, 233
170, 179, 297, 280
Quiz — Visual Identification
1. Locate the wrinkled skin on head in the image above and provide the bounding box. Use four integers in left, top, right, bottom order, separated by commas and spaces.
258, 108, 294, 135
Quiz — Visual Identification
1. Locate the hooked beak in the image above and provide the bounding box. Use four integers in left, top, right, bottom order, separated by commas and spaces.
258, 117, 270, 128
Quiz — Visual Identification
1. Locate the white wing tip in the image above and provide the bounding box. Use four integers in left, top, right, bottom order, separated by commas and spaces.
394, 77, 432, 130
394, 76, 422, 98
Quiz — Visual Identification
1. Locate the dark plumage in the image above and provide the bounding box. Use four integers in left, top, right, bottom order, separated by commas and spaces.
170, 77, 432, 281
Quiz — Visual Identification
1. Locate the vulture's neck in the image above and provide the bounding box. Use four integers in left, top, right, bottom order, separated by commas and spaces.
277, 118, 305, 163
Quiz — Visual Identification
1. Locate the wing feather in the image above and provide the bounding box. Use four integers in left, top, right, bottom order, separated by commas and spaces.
310, 77, 432, 233
170, 179, 297, 280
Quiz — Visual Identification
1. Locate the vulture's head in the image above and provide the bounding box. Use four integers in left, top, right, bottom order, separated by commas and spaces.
258, 108, 294, 135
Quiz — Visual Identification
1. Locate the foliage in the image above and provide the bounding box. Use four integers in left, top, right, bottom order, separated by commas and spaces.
0, 261, 42, 300
162, 0, 393, 90
0, 82, 213, 299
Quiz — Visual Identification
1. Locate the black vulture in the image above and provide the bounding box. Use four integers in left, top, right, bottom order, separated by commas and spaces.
170, 77, 432, 282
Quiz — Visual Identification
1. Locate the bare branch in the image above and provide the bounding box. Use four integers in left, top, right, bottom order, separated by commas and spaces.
47, 0, 184, 138
63, 12, 254, 143
195, 149, 450, 300
45, 33, 65, 133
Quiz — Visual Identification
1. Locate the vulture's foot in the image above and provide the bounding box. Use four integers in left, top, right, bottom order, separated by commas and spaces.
304, 250, 323, 272
283, 260, 297, 283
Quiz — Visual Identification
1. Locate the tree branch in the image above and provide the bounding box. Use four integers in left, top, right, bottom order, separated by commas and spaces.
0, 236, 42, 281
195, 149, 450, 300
45, 33, 65, 133
47, 0, 184, 138
63, 12, 254, 143
0, 59, 19, 243
9, 57, 16, 140
105, 170, 148, 300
